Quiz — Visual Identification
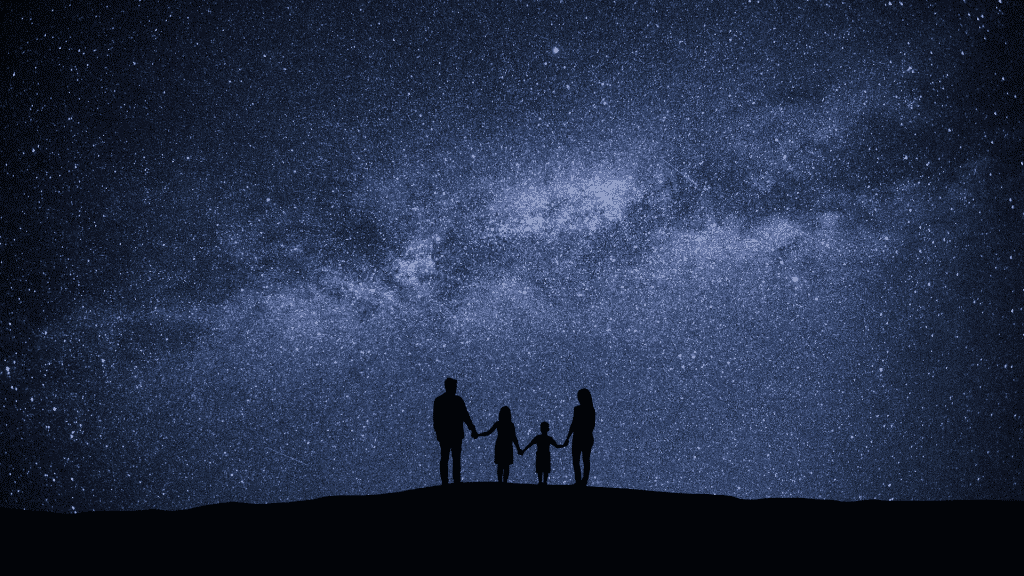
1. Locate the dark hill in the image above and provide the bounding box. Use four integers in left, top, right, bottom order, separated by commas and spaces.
3, 484, 1016, 567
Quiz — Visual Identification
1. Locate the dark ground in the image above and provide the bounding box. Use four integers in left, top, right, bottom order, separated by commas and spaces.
2, 484, 1017, 568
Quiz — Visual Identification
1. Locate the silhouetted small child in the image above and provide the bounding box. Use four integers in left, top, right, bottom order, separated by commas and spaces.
519, 422, 565, 485
478, 406, 522, 483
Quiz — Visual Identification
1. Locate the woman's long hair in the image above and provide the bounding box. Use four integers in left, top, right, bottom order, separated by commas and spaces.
577, 388, 593, 408
499, 405, 511, 423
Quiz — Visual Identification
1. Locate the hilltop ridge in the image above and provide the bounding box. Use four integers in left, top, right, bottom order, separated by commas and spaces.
2, 483, 1015, 567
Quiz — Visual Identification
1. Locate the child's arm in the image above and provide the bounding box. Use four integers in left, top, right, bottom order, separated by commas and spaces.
477, 422, 498, 437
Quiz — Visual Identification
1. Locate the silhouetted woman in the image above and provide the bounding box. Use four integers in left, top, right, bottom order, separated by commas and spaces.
478, 406, 522, 483
562, 388, 595, 486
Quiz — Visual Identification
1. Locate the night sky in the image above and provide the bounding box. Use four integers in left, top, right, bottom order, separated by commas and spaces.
3, 1, 1021, 511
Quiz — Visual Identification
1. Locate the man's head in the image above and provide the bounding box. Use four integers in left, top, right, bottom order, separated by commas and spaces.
444, 377, 457, 394
540, 422, 549, 433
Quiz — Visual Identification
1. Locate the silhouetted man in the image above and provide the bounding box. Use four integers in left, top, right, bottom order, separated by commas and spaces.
433, 377, 478, 485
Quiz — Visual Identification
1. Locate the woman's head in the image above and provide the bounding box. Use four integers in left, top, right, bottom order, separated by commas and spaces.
577, 388, 592, 407
499, 405, 511, 422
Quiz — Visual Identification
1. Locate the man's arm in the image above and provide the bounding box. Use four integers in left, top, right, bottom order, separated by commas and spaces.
459, 397, 477, 436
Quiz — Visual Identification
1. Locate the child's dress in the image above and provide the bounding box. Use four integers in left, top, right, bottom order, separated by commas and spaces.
493, 420, 517, 465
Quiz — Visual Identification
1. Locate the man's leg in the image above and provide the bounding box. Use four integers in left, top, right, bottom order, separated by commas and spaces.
439, 441, 450, 485
451, 438, 463, 483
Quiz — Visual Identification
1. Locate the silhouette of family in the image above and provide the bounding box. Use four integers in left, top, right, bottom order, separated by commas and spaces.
433, 378, 596, 486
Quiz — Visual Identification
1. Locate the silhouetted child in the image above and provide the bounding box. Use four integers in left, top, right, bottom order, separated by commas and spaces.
478, 406, 522, 483
520, 421, 565, 485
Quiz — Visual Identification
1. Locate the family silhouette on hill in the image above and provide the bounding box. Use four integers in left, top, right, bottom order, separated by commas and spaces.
432, 377, 595, 486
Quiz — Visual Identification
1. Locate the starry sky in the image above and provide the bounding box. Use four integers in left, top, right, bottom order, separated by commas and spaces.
3, 1, 1021, 511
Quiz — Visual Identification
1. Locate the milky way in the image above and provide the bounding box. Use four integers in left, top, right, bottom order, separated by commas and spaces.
3, 1, 1021, 511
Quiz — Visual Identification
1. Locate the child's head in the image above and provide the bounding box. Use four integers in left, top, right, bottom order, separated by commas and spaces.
577, 388, 592, 407
540, 422, 549, 433
499, 405, 511, 422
